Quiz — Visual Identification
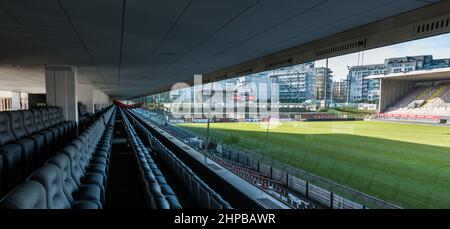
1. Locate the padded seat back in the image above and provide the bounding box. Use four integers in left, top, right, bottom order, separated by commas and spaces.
76, 135, 88, 153
0, 180, 47, 209
69, 139, 89, 171
22, 110, 39, 135
56, 107, 65, 123
8, 111, 29, 140
48, 108, 58, 126
0, 144, 23, 193
47, 154, 78, 202
78, 133, 91, 157
31, 109, 45, 131
61, 146, 84, 186
39, 108, 51, 128
28, 164, 70, 209
0, 112, 15, 145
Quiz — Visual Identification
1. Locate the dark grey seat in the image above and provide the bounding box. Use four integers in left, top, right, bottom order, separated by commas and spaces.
61, 146, 104, 206
39, 108, 63, 148
55, 107, 76, 138
31, 109, 56, 158
0, 180, 47, 209
0, 112, 29, 194
7, 111, 36, 176
28, 164, 71, 209
0, 144, 22, 196
46, 108, 68, 143
47, 153, 102, 208
0, 106, 116, 207
9, 111, 45, 171
22, 110, 49, 165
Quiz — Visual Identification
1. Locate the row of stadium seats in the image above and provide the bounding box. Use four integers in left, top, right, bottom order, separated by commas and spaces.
120, 108, 181, 209
129, 109, 233, 209
0, 106, 116, 209
0, 107, 76, 197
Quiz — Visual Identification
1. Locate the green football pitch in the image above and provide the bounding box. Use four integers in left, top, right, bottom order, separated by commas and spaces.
176, 121, 450, 208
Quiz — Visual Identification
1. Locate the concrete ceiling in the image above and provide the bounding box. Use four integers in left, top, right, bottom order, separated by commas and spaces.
0, 0, 441, 98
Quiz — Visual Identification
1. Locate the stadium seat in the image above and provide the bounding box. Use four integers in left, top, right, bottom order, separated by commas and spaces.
22, 110, 49, 165
0, 144, 22, 196
9, 111, 45, 170
0, 180, 47, 209
129, 108, 232, 209
0, 112, 30, 193
31, 109, 56, 157
7, 111, 36, 176
47, 108, 69, 143
28, 164, 71, 209
38, 108, 63, 148
56, 107, 76, 137
47, 153, 102, 208
119, 108, 181, 209
0, 106, 115, 208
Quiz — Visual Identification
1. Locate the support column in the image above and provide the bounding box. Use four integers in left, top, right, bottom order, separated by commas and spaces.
77, 83, 94, 113
11, 92, 21, 110
93, 89, 110, 113
45, 65, 78, 122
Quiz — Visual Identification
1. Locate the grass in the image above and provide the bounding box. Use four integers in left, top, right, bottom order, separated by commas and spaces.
176, 121, 450, 208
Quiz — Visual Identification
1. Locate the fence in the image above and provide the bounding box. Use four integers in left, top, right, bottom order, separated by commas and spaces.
218, 144, 399, 209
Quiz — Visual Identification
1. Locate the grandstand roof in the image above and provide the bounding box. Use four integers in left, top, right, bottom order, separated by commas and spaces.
367, 67, 450, 81
0, 1, 446, 98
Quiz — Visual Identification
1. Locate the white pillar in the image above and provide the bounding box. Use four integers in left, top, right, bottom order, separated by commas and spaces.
45, 65, 78, 122
93, 89, 110, 112
77, 83, 94, 113
11, 92, 21, 110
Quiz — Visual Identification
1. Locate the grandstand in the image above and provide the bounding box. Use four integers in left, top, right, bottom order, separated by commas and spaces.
374, 68, 450, 123
1, 0, 450, 221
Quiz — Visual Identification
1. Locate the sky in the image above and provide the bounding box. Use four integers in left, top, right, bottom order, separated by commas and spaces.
315, 33, 450, 80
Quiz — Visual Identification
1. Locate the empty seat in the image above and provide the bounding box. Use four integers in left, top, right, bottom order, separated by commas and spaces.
22, 110, 49, 165
56, 107, 76, 138
68, 139, 107, 197
0, 180, 47, 209
27, 163, 100, 209
31, 109, 56, 157
7, 111, 37, 175
47, 108, 69, 142
47, 154, 78, 202
47, 153, 102, 208
9, 111, 45, 170
28, 164, 71, 209
0, 112, 30, 194
0, 106, 115, 208
63, 146, 105, 205
130, 108, 232, 209
50, 107, 75, 139
38, 108, 63, 148
120, 108, 181, 209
